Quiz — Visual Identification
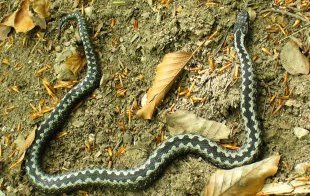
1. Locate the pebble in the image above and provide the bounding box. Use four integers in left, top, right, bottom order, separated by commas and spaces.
293, 127, 309, 139
280, 40, 309, 75
141, 93, 147, 107
72, 120, 84, 128
84, 7, 94, 18
123, 132, 133, 144
247, 8, 256, 21
294, 162, 310, 175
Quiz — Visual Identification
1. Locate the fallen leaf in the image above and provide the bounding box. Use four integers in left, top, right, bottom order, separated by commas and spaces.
258, 179, 310, 195
136, 52, 192, 119
280, 40, 309, 75
166, 110, 230, 141
1, 0, 48, 34
13, 0, 36, 33
32, 0, 50, 19
64, 52, 86, 76
203, 155, 280, 196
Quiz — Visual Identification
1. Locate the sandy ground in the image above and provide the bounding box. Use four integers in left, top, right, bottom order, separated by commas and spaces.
0, 0, 309, 195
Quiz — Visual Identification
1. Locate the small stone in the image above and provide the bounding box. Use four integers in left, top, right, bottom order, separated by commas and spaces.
141, 93, 147, 107
55, 46, 61, 52
293, 127, 309, 139
294, 162, 310, 175
280, 41, 309, 75
72, 120, 84, 128
247, 8, 256, 21
123, 132, 133, 144
84, 6, 94, 18
284, 99, 301, 108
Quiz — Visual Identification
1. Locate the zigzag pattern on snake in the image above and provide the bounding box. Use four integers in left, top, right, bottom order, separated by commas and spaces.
25, 10, 262, 193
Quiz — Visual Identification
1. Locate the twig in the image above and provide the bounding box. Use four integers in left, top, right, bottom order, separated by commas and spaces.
279, 23, 310, 43
260, 8, 309, 23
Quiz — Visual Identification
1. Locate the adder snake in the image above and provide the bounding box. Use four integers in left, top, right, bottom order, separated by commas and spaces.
25, 10, 262, 193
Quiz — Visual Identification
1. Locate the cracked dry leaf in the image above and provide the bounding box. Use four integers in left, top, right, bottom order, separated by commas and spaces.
65, 52, 86, 76
258, 179, 310, 195
32, 0, 50, 19
1, 0, 48, 33
10, 0, 35, 33
203, 155, 280, 196
136, 52, 192, 119
166, 110, 230, 141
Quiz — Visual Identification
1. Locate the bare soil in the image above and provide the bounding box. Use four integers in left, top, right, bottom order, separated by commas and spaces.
0, 0, 309, 195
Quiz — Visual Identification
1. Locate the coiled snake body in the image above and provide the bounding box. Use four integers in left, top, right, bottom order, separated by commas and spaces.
25, 11, 262, 193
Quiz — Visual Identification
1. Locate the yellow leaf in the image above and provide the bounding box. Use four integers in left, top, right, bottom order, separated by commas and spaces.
166, 110, 231, 141
14, 0, 36, 33
136, 52, 192, 119
203, 155, 280, 196
31, 0, 50, 19
65, 52, 86, 76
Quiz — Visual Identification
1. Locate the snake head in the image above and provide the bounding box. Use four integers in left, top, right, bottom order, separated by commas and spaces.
234, 10, 249, 35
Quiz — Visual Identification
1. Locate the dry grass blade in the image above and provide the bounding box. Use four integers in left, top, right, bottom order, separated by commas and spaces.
203, 155, 281, 196
136, 52, 192, 119
166, 110, 230, 141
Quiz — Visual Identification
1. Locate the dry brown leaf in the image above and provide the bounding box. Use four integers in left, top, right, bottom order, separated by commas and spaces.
13, 0, 36, 33
136, 52, 192, 119
31, 0, 50, 19
166, 110, 230, 141
1, 13, 16, 28
258, 179, 310, 195
203, 155, 281, 196
1, 0, 48, 34
65, 52, 86, 76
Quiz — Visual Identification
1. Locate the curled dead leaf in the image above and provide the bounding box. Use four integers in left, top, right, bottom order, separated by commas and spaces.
137, 52, 192, 119
65, 52, 86, 76
166, 110, 230, 141
1, 0, 48, 34
203, 155, 281, 196
32, 0, 50, 19
12, 0, 36, 33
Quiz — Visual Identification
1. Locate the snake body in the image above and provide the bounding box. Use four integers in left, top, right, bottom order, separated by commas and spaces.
25, 11, 262, 193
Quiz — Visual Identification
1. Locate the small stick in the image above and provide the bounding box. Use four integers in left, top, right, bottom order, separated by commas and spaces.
260, 8, 309, 23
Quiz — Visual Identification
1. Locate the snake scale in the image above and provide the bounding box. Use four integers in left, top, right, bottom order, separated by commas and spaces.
25, 10, 262, 193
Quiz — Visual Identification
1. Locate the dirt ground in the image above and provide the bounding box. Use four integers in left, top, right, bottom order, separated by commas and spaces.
0, 0, 309, 195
